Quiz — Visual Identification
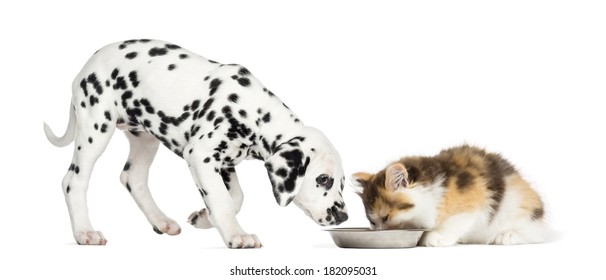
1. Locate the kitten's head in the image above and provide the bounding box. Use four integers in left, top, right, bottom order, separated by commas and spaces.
353, 163, 418, 230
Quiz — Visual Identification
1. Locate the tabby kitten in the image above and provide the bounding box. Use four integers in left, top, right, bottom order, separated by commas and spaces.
353, 145, 548, 246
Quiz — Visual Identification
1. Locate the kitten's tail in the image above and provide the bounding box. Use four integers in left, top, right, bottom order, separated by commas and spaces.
44, 105, 76, 147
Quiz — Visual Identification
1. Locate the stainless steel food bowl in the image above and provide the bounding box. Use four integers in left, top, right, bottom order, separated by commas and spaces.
326, 227, 425, 248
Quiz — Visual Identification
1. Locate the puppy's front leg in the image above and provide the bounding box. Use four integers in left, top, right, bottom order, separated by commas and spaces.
188, 160, 261, 249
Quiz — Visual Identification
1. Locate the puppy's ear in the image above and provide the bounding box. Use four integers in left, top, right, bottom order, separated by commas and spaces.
386, 163, 409, 192
352, 172, 372, 194
265, 146, 310, 207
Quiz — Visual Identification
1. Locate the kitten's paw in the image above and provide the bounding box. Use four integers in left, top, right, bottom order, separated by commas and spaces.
151, 218, 181, 235
493, 230, 523, 245
227, 234, 262, 249
75, 231, 107, 245
421, 231, 458, 247
188, 209, 213, 229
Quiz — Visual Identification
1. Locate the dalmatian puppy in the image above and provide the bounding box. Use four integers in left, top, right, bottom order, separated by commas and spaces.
44, 39, 348, 248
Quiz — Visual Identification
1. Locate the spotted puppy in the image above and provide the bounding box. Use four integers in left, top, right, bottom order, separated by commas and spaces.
44, 39, 348, 248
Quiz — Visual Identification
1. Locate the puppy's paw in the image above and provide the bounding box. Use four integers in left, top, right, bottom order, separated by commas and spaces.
188, 209, 213, 229
227, 234, 262, 249
420, 231, 458, 247
152, 218, 181, 235
75, 231, 107, 245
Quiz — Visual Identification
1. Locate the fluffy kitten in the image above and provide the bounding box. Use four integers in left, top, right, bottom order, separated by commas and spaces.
353, 145, 548, 246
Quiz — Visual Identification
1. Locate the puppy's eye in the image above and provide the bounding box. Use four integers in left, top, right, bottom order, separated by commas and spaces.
382, 215, 389, 223
369, 221, 376, 226
316, 174, 330, 185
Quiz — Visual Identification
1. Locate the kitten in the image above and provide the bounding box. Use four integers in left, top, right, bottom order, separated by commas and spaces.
353, 145, 548, 246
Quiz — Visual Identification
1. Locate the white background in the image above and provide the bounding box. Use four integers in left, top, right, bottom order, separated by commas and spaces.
1, 0, 604, 279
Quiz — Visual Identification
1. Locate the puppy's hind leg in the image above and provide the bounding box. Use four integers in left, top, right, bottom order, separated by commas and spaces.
120, 131, 181, 235
63, 107, 116, 245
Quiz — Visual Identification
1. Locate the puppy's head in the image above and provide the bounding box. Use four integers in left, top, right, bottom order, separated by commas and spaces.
265, 126, 348, 226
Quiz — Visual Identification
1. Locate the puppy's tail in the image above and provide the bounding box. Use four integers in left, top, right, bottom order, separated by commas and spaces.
44, 105, 76, 147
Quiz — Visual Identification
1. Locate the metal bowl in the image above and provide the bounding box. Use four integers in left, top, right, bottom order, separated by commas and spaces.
326, 227, 425, 248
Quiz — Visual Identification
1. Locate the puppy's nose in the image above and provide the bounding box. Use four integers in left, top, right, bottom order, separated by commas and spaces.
334, 211, 348, 225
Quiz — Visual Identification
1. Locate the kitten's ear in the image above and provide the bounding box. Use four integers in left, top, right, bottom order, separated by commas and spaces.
386, 163, 409, 191
352, 172, 372, 194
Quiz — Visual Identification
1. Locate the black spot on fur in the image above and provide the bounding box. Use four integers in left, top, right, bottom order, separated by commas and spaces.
159, 122, 168, 135
125, 52, 138, 59
191, 100, 201, 111
165, 44, 181, 50
204, 157, 211, 163
111, 68, 119, 80
209, 78, 222, 96
262, 112, 271, 123
216, 141, 228, 152
140, 98, 154, 114
276, 168, 288, 178
228, 93, 239, 103
121, 91, 133, 107
66, 185, 70, 194
238, 110, 247, 118
128, 71, 140, 88
104, 111, 112, 121
89, 95, 99, 107
238, 67, 250, 76
179, 54, 189, 59
114, 76, 127, 90
168, 64, 176, 71
213, 117, 224, 126
237, 77, 251, 87
149, 47, 168, 56
206, 111, 216, 121
88, 137, 93, 144
222, 106, 232, 116
126, 107, 143, 118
